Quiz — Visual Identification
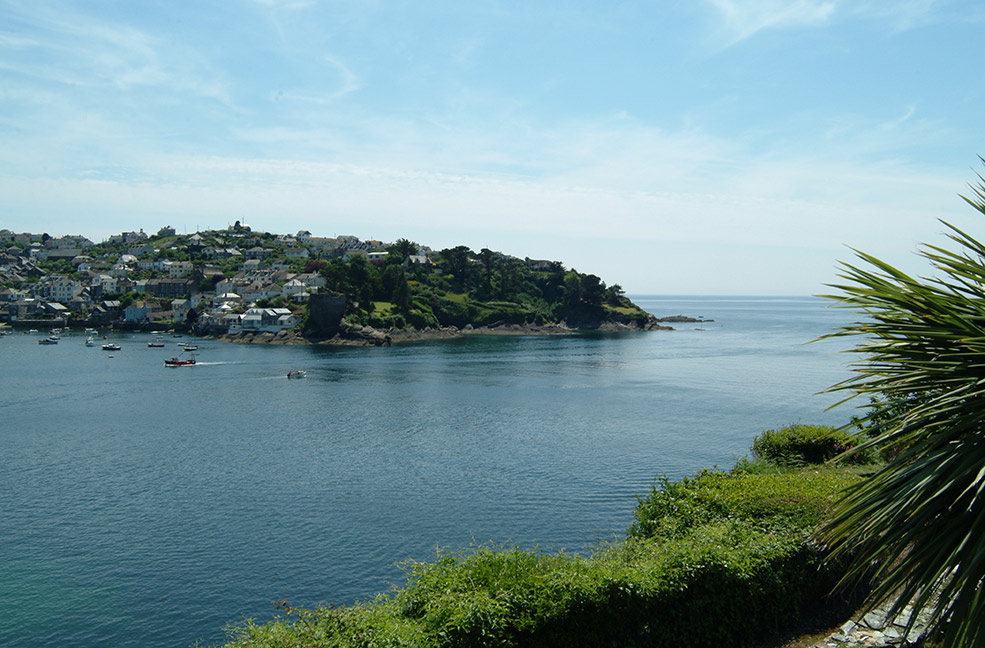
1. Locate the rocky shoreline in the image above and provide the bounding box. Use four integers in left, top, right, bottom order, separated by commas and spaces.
206, 318, 675, 347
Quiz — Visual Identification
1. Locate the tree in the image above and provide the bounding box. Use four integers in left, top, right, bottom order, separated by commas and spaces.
386, 238, 418, 265
304, 260, 327, 274
439, 246, 472, 286
392, 272, 411, 313
817, 167, 985, 646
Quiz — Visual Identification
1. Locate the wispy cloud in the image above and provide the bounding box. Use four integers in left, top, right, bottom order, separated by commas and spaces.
251, 0, 316, 9
704, 0, 964, 49
705, 0, 836, 48
849, 0, 944, 32
0, 2, 232, 102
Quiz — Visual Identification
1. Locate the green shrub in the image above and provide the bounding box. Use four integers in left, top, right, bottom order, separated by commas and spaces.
629, 469, 860, 540
751, 424, 864, 466
222, 467, 863, 648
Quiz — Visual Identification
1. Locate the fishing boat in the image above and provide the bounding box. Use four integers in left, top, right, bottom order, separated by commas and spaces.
148, 337, 166, 347
102, 343, 121, 351
287, 370, 307, 379
164, 354, 196, 367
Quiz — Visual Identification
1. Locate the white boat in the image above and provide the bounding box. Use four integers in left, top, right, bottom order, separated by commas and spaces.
85, 336, 95, 347
102, 343, 121, 351
38, 337, 58, 345
287, 370, 307, 379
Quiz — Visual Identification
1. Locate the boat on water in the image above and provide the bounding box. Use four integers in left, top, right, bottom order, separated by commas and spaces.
85, 336, 95, 347
38, 337, 58, 345
102, 343, 121, 351
182, 344, 198, 351
287, 370, 307, 379
164, 354, 196, 367
148, 337, 166, 347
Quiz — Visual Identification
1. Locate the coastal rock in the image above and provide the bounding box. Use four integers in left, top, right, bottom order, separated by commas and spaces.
656, 314, 714, 323
305, 292, 346, 338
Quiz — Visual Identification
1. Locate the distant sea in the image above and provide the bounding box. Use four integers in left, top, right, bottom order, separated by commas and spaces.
0, 296, 859, 648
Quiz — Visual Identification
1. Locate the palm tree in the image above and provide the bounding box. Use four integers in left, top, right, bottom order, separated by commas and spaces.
817, 168, 985, 646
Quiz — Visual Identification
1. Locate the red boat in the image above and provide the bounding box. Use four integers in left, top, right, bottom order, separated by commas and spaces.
164, 356, 196, 367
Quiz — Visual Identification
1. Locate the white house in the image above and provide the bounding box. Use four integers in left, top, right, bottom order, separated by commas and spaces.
281, 279, 308, 298
172, 298, 191, 321
96, 274, 118, 294
240, 307, 297, 332
124, 301, 154, 323
169, 261, 193, 279
50, 277, 82, 303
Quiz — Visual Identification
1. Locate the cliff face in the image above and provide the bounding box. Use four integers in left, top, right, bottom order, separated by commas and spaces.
304, 293, 346, 338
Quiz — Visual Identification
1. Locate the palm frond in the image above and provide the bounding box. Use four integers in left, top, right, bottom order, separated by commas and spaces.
817, 170, 985, 646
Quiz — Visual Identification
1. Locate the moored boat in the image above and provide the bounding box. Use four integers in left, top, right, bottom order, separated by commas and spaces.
38, 337, 58, 345
148, 337, 165, 347
102, 343, 121, 351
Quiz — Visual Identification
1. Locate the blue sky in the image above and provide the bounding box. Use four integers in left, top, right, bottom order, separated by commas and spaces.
2, 0, 985, 294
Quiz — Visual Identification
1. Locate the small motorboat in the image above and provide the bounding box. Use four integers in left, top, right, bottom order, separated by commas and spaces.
102, 343, 121, 351
181, 344, 198, 351
85, 336, 95, 347
148, 337, 165, 347
38, 337, 58, 345
287, 370, 307, 379
164, 355, 196, 367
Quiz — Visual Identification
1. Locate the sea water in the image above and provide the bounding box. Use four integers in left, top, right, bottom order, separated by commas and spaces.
0, 296, 859, 648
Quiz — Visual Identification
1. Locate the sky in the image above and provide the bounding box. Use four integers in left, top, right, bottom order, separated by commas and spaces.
2, 0, 985, 295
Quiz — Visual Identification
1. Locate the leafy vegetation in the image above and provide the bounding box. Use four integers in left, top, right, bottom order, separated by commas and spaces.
816, 168, 985, 646
750, 423, 867, 467
318, 240, 652, 330
220, 429, 865, 648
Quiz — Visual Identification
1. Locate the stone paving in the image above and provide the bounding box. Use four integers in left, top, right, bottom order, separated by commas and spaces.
810, 601, 935, 648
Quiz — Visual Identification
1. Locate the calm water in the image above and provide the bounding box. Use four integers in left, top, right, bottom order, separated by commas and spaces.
0, 296, 857, 648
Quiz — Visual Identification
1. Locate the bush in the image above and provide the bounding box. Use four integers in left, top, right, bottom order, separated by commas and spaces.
629, 469, 860, 540
222, 467, 863, 648
751, 424, 864, 466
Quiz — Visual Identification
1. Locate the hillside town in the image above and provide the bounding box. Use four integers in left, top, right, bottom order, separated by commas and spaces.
0, 224, 430, 333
